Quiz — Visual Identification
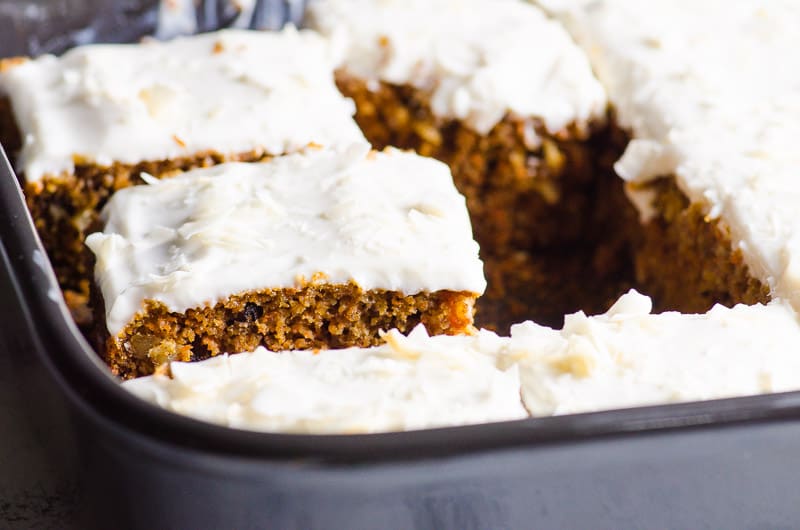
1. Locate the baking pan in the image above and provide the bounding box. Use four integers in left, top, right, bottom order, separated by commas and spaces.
3, 4, 800, 528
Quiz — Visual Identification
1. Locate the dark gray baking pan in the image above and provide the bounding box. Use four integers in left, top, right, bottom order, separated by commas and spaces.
3, 3, 800, 529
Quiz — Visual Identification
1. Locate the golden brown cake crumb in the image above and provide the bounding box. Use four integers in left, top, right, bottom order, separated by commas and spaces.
633, 177, 770, 313
94, 283, 477, 379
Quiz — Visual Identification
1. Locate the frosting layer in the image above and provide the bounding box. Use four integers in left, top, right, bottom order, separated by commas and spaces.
0, 28, 365, 181
509, 291, 800, 416
538, 0, 800, 310
307, 0, 606, 135
86, 145, 486, 335
125, 291, 800, 433
123, 326, 526, 434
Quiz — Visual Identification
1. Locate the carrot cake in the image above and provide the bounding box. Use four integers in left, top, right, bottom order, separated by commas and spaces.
9, 0, 800, 432
124, 290, 800, 433
306, 0, 637, 331
86, 145, 486, 378
536, 0, 796, 314
0, 27, 365, 323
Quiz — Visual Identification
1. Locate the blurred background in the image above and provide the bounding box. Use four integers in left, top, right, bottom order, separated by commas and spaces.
0, 0, 306, 57
0, 0, 160, 57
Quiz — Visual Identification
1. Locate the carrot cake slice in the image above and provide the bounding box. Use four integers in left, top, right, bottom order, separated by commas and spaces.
306, 0, 636, 331
86, 145, 486, 378
537, 0, 800, 313
123, 290, 800, 433
0, 27, 365, 322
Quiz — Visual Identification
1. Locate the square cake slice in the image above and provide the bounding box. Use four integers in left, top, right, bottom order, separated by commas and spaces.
0, 27, 365, 318
86, 145, 486, 378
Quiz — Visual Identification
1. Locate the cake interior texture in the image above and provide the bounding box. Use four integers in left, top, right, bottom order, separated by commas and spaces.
336, 75, 763, 330
633, 177, 770, 313
97, 283, 476, 378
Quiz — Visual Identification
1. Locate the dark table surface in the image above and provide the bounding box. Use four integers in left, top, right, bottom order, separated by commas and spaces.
0, 326, 78, 529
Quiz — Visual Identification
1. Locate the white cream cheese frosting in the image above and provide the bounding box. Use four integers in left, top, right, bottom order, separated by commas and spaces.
508, 290, 800, 416
537, 0, 800, 310
0, 27, 365, 181
124, 290, 800, 433
123, 325, 527, 434
306, 0, 607, 136
86, 145, 486, 336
